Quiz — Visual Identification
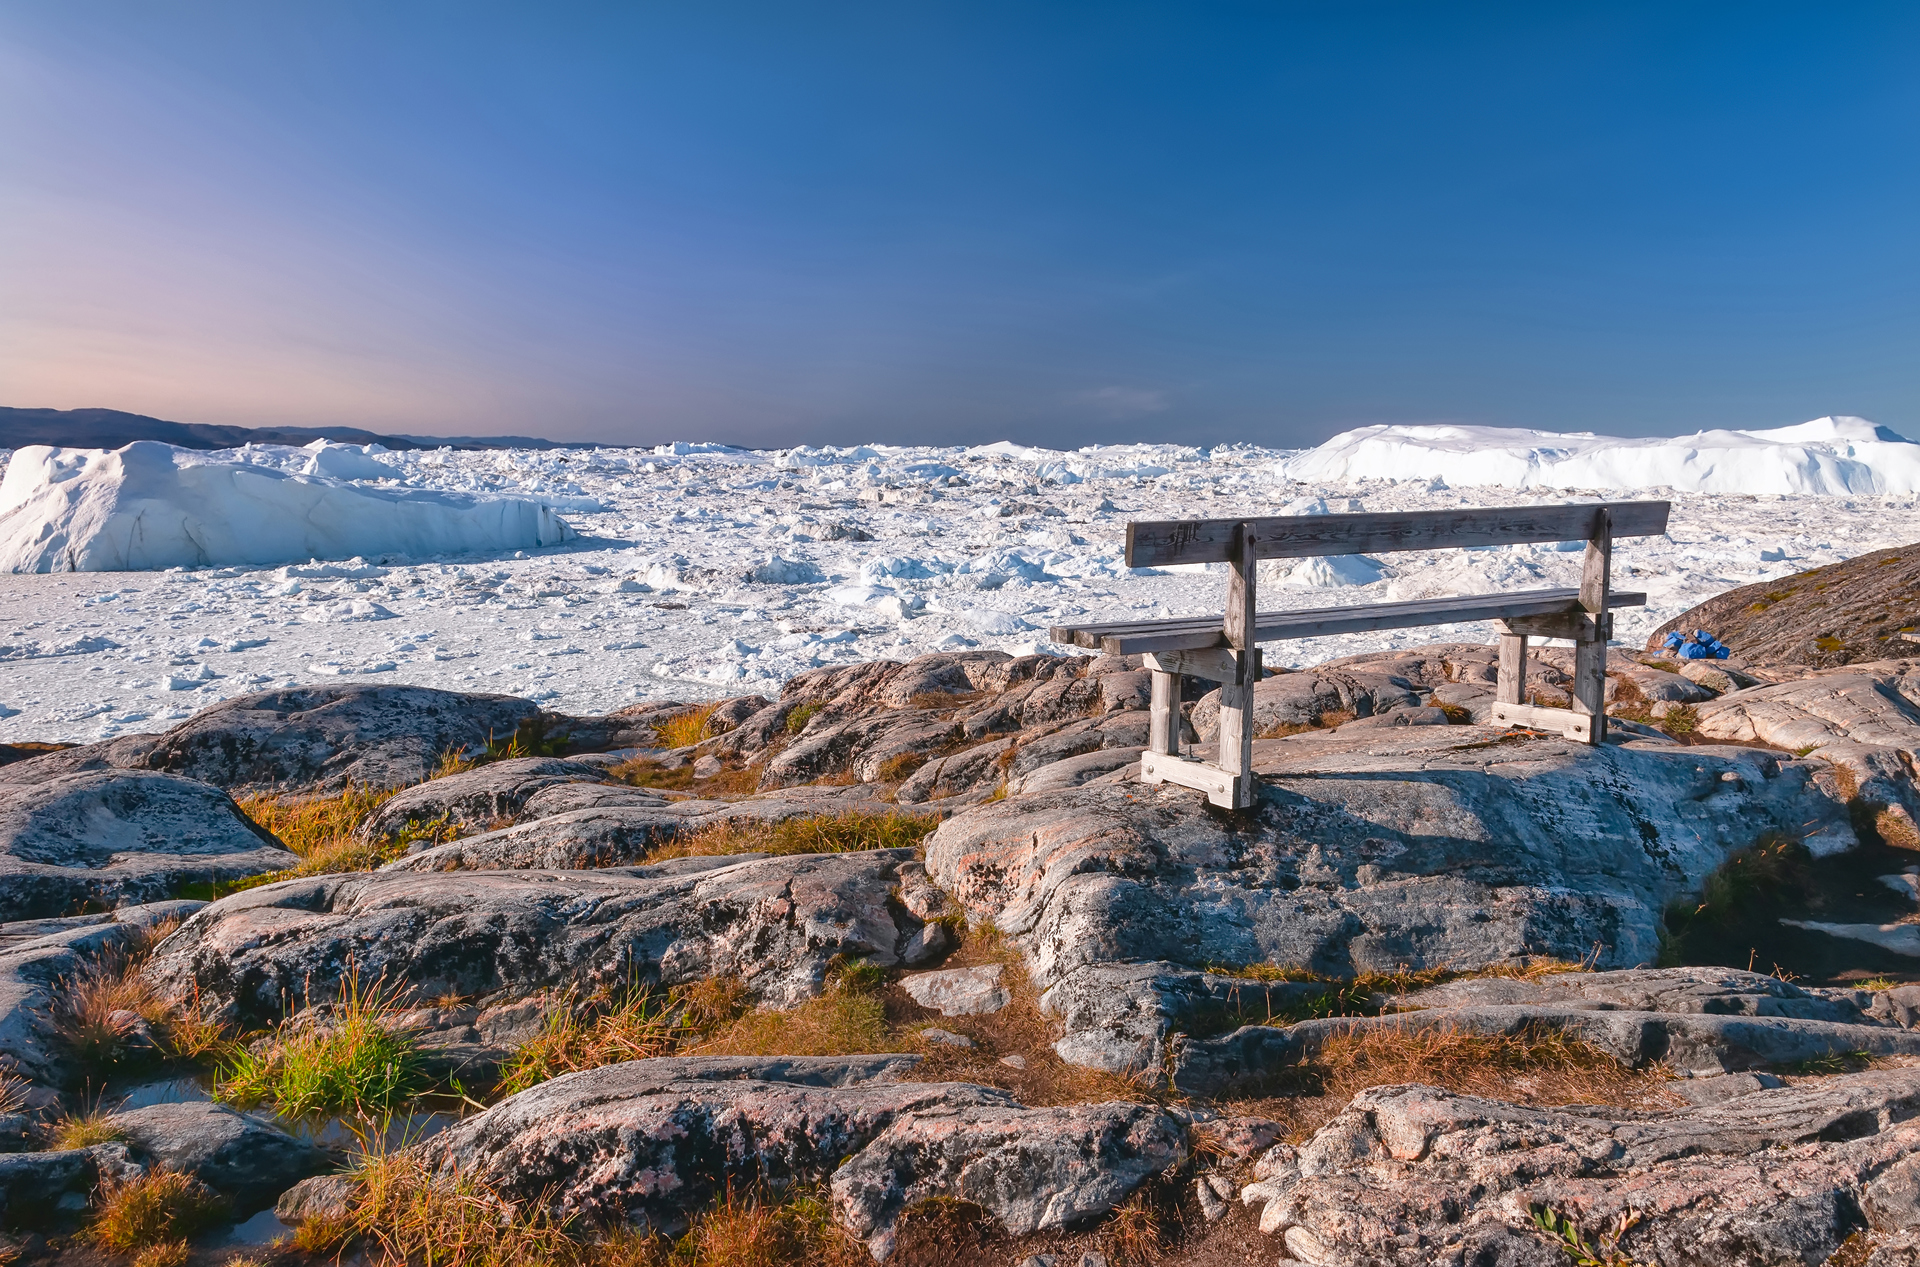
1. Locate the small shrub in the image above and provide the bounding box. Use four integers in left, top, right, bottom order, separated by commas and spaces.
658, 703, 721, 749
1659, 703, 1700, 737
86, 1170, 228, 1252
783, 702, 823, 735
1435, 703, 1473, 725
646, 810, 938, 863
216, 971, 429, 1118
1532, 1204, 1650, 1267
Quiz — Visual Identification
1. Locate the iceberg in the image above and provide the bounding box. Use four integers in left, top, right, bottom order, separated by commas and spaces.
1277, 417, 1920, 495
0, 442, 573, 572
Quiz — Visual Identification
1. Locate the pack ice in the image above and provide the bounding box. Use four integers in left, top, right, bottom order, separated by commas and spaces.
0, 442, 573, 572
1282, 416, 1920, 495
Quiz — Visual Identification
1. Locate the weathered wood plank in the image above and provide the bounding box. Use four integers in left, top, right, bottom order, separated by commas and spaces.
1076, 589, 1648, 655
1125, 500, 1670, 567
1139, 750, 1241, 807
1050, 587, 1650, 646
1143, 648, 1246, 683
1496, 633, 1528, 706
1489, 701, 1595, 743
1570, 508, 1613, 745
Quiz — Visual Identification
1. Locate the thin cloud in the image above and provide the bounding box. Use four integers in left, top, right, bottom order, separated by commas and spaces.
1072, 386, 1170, 418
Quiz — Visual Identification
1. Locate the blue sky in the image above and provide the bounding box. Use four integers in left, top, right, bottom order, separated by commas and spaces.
1, 3, 1914, 449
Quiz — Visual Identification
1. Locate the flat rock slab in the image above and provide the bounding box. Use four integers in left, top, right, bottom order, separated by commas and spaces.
416, 1056, 1016, 1235
831, 1101, 1187, 1259
108, 1100, 327, 1214
901, 965, 1010, 1016
10, 685, 541, 794
0, 770, 294, 921
1242, 1070, 1920, 1266
0, 1143, 142, 1229
141, 850, 931, 1026
1174, 1003, 1920, 1095
382, 805, 715, 872
926, 729, 1856, 1070
1393, 965, 1876, 1023
358, 757, 619, 841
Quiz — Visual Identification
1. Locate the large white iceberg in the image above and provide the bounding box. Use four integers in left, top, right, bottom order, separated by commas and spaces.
1277, 416, 1920, 495
0, 442, 573, 572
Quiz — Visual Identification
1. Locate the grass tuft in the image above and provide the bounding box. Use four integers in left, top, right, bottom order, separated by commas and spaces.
85, 1170, 228, 1252
1857, 977, 1901, 992
49, 1105, 125, 1151
645, 810, 937, 863
658, 702, 722, 749
130, 1241, 190, 1267
353, 1146, 581, 1267
693, 963, 891, 1059
216, 970, 429, 1118
497, 985, 687, 1096
672, 1187, 863, 1267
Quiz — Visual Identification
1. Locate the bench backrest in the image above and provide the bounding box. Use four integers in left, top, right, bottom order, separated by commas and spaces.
1124, 500, 1671, 568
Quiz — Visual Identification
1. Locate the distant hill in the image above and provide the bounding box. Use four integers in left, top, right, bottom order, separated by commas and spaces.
0, 407, 582, 452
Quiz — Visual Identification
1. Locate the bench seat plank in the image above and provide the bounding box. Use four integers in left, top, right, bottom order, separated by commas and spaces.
1125, 500, 1670, 568
1051, 587, 1646, 656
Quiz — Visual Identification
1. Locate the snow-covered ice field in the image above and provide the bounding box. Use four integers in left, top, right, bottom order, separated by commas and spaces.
5, 419, 1920, 746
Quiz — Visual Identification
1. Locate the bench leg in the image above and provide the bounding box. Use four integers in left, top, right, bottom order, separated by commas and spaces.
1496, 632, 1528, 705
1574, 508, 1612, 746
1148, 669, 1181, 756
1215, 649, 1260, 810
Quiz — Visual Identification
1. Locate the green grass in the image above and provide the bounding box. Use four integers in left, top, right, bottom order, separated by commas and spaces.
1857, 977, 1901, 992
1659, 835, 1813, 967
784, 702, 823, 734
215, 971, 429, 1118
497, 986, 687, 1096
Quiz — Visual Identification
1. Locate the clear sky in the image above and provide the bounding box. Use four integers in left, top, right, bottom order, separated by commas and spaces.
2, 3, 1915, 450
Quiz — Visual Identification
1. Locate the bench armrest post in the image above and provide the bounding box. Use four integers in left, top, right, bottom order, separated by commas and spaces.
1571, 507, 1613, 745
1214, 522, 1260, 809
1496, 633, 1529, 706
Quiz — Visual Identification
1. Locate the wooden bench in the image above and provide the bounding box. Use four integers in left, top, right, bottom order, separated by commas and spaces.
1050, 500, 1672, 809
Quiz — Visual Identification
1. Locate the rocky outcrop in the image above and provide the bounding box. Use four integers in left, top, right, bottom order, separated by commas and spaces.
107, 1101, 327, 1214
412, 1053, 1182, 1258
1240, 1069, 1920, 1266
0, 902, 204, 1087
141, 850, 937, 1026
0, 771, 293, 921
1649, 541, 1920, 668
831, 1101, 1186, 1259
416, 1055, 1015, 1235
357, 757, 621, 842
0, 1142, 144, 1228
927, 728, 1856, 1075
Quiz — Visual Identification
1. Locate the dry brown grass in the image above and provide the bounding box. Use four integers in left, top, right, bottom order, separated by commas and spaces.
693, 968, 893, 1059
353, 1147, 581, 1267
1231, 1023, 1677, 1140
231, 784, 447, 883
51, 927, 233, 1072
84, 1169, 228, 1252
130, 1241, 191, 1267
646, 810, 938, 863
612, 756, 764, 796
345, 1149, 860, 1267
1095, 1191, 1167, 1266
658, 702, 723, 749
873, 752, 928, 782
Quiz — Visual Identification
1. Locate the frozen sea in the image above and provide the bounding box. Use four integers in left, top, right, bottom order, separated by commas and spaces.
3, 437, 1916, 746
